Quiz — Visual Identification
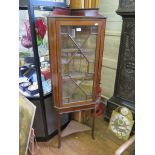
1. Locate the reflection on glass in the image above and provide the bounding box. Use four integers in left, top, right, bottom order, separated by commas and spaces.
34, 11, 52, 96
60, 25, 98, 104
19, 10, 52, 97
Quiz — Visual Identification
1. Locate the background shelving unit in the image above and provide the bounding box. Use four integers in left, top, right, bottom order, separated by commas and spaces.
19, 0, 70, 141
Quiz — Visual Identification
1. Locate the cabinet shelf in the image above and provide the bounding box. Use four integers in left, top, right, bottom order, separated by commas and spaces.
19, 86, 51, 99
62, 72, 94, 80
61, 48, 95, 53
19, 88, 52, 99
60, 32, 98, 35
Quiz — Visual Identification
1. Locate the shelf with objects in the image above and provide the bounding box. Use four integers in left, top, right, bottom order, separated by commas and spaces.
19, 8, 51, 98
19, 0, 70, 141
48, 15, 106, 147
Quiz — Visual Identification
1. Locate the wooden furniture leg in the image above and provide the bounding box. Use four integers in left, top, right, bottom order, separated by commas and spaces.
92, 107, 96, 139
56, 111, 61, 148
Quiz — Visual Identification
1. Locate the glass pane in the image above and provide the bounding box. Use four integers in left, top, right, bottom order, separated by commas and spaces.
60, 25, 98, 104
19, 10, 52, 97
34, 10, 52, 96
19, 10, 39, 97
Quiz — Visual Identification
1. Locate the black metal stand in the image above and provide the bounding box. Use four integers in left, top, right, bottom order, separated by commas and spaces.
105, 0, 135, 124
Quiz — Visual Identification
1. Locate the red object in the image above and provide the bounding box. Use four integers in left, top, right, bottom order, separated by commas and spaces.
95, 103, 105, 116
35, 18, 46, 39
41, 70, 51, 80
21, 19, 46, 48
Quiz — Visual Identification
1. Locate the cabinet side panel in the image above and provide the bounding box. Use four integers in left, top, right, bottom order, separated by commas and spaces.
92, 19, 106, 101
48, 19, 60, 107
55, 21, 63, 107
98, 20, 106, 96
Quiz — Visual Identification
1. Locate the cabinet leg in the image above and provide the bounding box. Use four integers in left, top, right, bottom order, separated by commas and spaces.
92, 108, 96, 140
56, 111, 61, 148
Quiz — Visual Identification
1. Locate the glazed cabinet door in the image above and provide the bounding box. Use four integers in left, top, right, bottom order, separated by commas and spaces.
48, 18, 105, 108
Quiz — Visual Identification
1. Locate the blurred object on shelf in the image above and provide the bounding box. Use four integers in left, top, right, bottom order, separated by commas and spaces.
91, 0, 96, 8
19, 59, 25, 66
41, 69, 51, 80
70, 0, 84, 9
19, 77, 29, 84
42, 80, 51, 94
70, 0, 100, 9
21, 20, 32, 50
19, 82, 31, 92
30, 72, 46, 83
40, 60, 49, 69
23, 67, 36, 79
66, 0, 70, 7
26, 84, 39, 96
95, 0, 100, 8
19, 66, 29, 77
35, 18, 46, 39
21, 18, 47, 50
19, 51, 31, 58
24, 56, 34, 65
35, 18, 47, 46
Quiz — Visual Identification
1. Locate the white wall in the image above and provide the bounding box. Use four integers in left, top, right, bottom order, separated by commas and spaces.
99, 0, 122, 99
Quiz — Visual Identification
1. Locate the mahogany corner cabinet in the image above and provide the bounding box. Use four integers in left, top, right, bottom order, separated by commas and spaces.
47, 16, 106, 148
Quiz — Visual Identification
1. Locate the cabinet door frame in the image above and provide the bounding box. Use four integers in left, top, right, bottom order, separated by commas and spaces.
48, 17, 106, 108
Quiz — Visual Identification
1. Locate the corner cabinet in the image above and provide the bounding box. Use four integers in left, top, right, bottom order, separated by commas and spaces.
47, 16, 106, 147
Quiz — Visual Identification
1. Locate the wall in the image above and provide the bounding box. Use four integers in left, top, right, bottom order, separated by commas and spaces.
99, 0, 122, 99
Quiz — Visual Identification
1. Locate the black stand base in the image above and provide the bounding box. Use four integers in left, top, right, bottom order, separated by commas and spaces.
105, 96, 135, 121
104, 96, 135, 133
